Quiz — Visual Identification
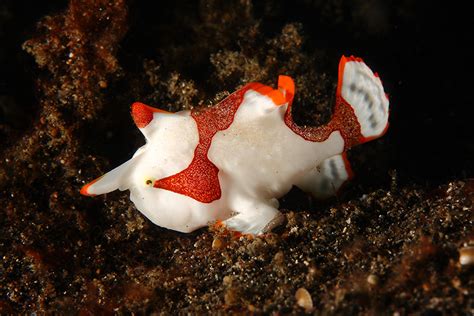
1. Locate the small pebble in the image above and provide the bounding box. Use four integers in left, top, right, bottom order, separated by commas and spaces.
295, 287, 313, 312
99, 80, 108, 88
212, 237, 224, 250
459, 246, 474, 266
367, 274, 379, 286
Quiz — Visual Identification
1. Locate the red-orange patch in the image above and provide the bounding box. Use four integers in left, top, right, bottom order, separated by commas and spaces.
131, 102, 171, 128
154, 85, 255, 203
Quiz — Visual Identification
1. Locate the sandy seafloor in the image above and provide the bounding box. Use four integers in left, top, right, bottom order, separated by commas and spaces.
0, 1, 472, 314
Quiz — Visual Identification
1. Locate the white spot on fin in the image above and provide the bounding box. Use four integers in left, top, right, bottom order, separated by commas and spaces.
295, 153, 353, 199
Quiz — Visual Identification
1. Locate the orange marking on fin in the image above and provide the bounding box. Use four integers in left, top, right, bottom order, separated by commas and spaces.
80, 175, 103, 196
336, 55, 348, 97
255, 85, 273, 95
251, 83, 287, 106
267, 90, 286, 105
132, 102, 172, 115
278, 75, 295, 105
131, 102, 172, 128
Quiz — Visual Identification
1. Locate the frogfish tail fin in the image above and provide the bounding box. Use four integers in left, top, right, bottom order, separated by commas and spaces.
333, 55, 390, 148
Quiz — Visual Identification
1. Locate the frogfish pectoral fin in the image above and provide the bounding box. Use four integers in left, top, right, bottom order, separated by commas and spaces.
80, 157, 137, 196
277, 75, 295, 105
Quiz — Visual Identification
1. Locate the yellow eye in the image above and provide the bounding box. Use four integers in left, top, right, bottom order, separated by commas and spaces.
145, 179, 153, 186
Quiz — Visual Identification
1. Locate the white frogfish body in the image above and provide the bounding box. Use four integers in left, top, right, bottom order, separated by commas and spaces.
81, 56, 389, 234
